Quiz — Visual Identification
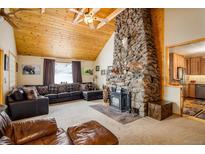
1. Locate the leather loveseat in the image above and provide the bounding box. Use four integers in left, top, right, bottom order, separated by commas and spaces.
0, 111, 71, 145
0, 111, 119, 145
6, 95, 49, 121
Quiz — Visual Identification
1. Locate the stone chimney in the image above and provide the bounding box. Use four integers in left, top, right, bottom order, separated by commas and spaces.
107, 8, 161, 117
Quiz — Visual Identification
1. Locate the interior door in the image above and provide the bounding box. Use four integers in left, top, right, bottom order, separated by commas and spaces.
0, 49, 3, 104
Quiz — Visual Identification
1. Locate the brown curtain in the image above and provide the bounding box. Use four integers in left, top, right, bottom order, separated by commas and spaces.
43, 59, 55, 85
72, 61, 82, 83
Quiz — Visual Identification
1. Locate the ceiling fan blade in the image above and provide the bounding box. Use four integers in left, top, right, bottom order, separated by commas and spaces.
76, 18, 84, 24
72, 8, 86, 24
93, 17, 105, 22
90, 8, 100, 15
69, 8, 80, 14
88, 22, 95, 30
96, 8, 125, 29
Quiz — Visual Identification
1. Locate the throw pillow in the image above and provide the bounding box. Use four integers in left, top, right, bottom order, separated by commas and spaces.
88, 83, 95, 90
37, 86, 49, 95
67, 84, 73, 92
73, 83, 80, 91
49, 84, 58, 94
58, 84, 67, 93
24, 88, 38, 100
10, 88, 26, 101
80, 84, 88, 91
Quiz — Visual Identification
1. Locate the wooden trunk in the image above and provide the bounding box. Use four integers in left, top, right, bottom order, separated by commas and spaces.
148, 101, 173, 121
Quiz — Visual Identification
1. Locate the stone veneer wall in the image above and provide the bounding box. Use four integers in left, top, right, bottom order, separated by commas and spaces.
106, 8, 160, 116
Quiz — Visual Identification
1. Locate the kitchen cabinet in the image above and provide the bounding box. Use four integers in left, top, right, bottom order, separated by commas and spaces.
188, 84, 196, 98
185, 58, 191, 75
184, 84, 189, 97
190, 57, 201, 75
200, 58, 205, 75
186, 57, 201, 75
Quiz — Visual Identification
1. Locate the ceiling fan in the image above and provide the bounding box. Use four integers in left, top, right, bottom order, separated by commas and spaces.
69, 8, 125, 30
0, 8, 46, 28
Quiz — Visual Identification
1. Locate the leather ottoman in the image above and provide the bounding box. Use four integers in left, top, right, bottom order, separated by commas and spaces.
67, 120, 119, 145
83, 90, 103, 101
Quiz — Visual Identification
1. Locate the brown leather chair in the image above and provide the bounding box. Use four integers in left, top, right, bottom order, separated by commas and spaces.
0, 111, 71, 145
0, 111, 119, 145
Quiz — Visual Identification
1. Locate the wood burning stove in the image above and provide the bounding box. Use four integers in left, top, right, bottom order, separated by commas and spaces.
110, 86, 131, 112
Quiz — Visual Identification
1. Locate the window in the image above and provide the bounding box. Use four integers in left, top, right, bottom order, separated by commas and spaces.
55, 62, 73, 84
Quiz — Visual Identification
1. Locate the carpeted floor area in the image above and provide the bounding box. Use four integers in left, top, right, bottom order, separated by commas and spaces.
24, 99, 205, 145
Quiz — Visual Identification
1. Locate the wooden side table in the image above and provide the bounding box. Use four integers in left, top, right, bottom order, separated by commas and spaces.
0, 104, 7, 113
148, 100, 173, 121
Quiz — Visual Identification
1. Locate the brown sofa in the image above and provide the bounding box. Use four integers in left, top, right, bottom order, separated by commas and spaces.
0, 111, 118, 145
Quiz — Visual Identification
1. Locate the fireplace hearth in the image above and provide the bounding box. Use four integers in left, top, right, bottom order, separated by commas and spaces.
110, 86, 131, 112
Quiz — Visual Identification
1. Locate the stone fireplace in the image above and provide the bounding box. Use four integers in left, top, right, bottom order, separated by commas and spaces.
107, 8, 160, 117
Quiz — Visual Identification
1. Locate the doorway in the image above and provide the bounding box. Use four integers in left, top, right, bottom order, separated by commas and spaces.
166, 38, 205, 122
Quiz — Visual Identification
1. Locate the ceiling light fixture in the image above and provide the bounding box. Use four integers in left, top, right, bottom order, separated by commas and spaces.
84, 9, 93, 24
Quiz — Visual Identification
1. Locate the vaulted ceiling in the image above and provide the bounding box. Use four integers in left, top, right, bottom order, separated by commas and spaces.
12, 8, 116, 60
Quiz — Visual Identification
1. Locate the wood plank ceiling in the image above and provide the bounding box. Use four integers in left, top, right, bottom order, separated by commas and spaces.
12, 8, 116, 60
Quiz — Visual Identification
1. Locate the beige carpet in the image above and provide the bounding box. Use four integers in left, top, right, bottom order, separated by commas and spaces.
24, 100, 205, 145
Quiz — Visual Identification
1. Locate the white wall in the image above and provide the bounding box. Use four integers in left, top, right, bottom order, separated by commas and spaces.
165, 8, 205, 46
0, 19, 17, 103
17, 55, 94, 86
94, 33, 114, 89
163, 86, 181, 114
163, 9, 205, 114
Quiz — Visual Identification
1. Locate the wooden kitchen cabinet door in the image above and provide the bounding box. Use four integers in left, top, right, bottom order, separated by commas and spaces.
188, 84, 196, 98
185, 58, 191, 75
200, 58, 205, 75
190, 57, 201, 75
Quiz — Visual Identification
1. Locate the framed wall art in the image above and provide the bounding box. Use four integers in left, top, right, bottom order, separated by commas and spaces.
96, 65, 100, 71
4, 54, 9, 71
22, 64, 40, 75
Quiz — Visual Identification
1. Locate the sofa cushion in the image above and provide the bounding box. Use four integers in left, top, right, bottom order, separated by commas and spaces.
58, 92, 71, 98
37, 86, 49, 95
49, 84, 58, 94
67, 83, 80, 92
12, 118, 58, 145
67, 120, 119, 145
69, 91, 82, 96
25, 128, 72, 145
58, 84, 67, 93
0, 136, 14, 145
44, 94, 58, 99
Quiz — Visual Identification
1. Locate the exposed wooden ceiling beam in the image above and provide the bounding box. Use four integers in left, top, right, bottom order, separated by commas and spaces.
97, 8, 125, 29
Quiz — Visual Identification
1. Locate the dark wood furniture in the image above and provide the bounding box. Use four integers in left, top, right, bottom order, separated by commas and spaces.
148, 101, 173, 121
